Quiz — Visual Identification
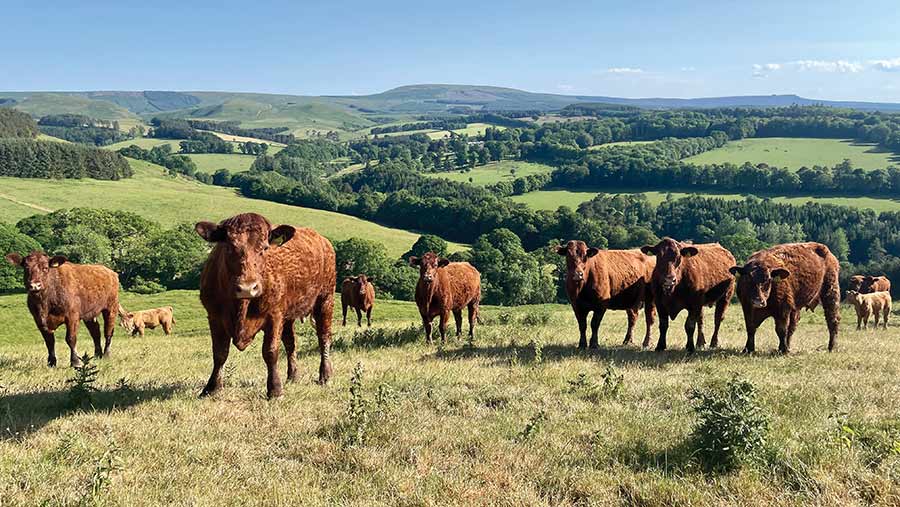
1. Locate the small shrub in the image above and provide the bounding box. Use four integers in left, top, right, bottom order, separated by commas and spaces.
67, 354, 99, 410
600, 363, 624, 399
567, 364, 624, 402
129, 276, 166, 294
688, 375, 769, 472
496, 312, 513, 325
530, 336, 543, 364
521, 311, 550, 327
517, 408, 547, 442
90, 441, 122, 499
345, 362, 368, 447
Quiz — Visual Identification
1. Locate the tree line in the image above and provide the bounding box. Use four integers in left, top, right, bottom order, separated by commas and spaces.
0, 109, 39, 139
0, 139, 132, 180
185, 120, 296, 144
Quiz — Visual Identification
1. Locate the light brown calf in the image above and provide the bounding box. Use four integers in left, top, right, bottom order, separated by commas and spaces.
119, 306, 175, 337
846, 290, 891, 330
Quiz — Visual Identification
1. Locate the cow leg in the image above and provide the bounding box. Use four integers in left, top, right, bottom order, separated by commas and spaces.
366, 307, 372, 327
775, 313, 790, 354
438, 312, 449, 344
282, 319, 298, 382
341, 302, 348, 327
642, 295, 656, 349
655, 305, 670, 352
41, 329, 57, 367
856, 311, 862, 330
589, 308, 605, 349
574, 307, 589, 349
101, 309, 114, 356
314, 292, 334, 385
742, 305, 757, 353
162, 320, 172, 335
711, 283, 732, 349
467, 301, 478, 339
200, 318, 230, 397
263, 316, 284, 399
884, 307, 890, 329
695, 309, 707, 350
684, 310, 699, 354
822, 271, 841, 351
64, 317, 83, 368
84, 319, 103, 358
355, 307, 363, 327
874, 309, 881, 329
623, 308, 637, 345
453, 309, 463, 338
422, 315, 433, 343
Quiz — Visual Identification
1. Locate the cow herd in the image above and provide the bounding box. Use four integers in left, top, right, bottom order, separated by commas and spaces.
3, 212, 894, 399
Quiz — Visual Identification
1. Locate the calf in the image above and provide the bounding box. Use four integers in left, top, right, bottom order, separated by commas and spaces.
555, 240, 656, 348
195, 213, 336, 399
846, 290, 891, 330
409, 252, 481, 343
5, 252, 119, 367
730, 242, 840, 353
848, 275, 891, 295
341, 274, 375, 327
119, 306, 175, 337
641, 238, 735, 353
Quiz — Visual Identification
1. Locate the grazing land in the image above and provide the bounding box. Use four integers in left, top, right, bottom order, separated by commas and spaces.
427, 122, 504, 139
0, 159, 465, 257
184, 153, 258, 173
684, 137, 898, 170
104, 137, 185, 152
426, 161, 554, 185
512, 188, 900, 213
589, 140, 654, 150
1, 289, 897, 506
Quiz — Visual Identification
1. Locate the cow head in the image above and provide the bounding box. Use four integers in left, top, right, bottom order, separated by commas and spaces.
845, 290, 861, 305
641, 238, 698, 296
729, 263, 790, 309
861, 275, 883, 293
5, 251, 66, 294
554, 240, 599, 285
119, 311, 137, 333
409, 252, 449, 285
195, 213, 295, 299
847, 275, 864, 293
353, 274, 373, 296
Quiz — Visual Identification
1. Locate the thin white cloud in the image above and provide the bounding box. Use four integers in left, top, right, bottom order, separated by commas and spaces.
556, 84, 574, 91
607, 67, 644, 74
870, 58, 900, 72
752, 59, 879, 77
793, 60, 862, 73
680, 66, 696, 72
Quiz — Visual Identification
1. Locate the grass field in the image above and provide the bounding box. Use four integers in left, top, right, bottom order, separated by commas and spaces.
1, 288, 898, 505
589, 140, 654, 150
185, 153, 258, 173
104, 137, 185, 152
426, 161, 554, 186
684, 138, 899, 170
0, 159, 465, 258
427, 123, 503, 139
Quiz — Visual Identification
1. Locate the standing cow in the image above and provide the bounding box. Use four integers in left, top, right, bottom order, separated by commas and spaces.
5, 252, 119, 367
195, 213, 336, 399
848, 275, 891, 295
730, 242, 840, 353
341, 274, 375, 327
641, 238, 735, 353
845, 290, 891, 330
409, 252, 481, 343
555, 240, 656, 348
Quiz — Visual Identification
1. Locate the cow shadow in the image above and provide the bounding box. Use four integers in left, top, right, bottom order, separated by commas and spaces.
0, 382, 182, 441
427, 340, 747, 368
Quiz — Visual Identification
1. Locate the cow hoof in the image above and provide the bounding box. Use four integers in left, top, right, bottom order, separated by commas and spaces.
742, 348, 755, 355
71, 359, 84, 368
47, 357, 57, 367
267, 389, 284, 400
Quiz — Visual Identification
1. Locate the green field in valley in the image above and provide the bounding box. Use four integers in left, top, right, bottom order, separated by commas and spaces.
427, 122, 503, 139
104, 137, 185, 152
0, 159, 465, 258
684, 137, 899, 170
1, 288, 896, 505
512, 188, 900, 213
185, 153, 258, 173
426, 161, 553, 185
588, 140, 654, 150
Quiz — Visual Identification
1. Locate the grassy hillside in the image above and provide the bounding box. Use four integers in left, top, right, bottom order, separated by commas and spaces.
426, 161, 553, 185
104, 137, 185, 152
512, 188, 900, 213
0, 159, 465, 257
185, 153, 258, 173
684, 137, 898, 170
3, 92, 139, 121
1, 289, 897, 505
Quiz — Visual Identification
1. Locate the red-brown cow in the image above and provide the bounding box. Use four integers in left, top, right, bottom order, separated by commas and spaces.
730, 242, 840, 353
848, 275, 891, 295
641, 238, 735, 353
555, 240, 656, 348
409, 252, 481, 343
195, 213, 336, 399
5, 252, 119, 367
341, 274, 375, 327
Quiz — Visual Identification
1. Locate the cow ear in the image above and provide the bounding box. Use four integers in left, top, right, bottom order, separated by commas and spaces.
554, 245, 567, 256
408, 256, 420, 267
367, 277, 375, 284
269, 225, 295, 247
438, 258, 451, 267
864, 275, 874, 282
586, 247, 600, 258
681, 246, 699, 258
195, 221, 225, 242
640, 245, 656, 256
49, 256, 67, 268
729, 266, 745, 276
5, 253, 23, 267
772, 268, 790, 282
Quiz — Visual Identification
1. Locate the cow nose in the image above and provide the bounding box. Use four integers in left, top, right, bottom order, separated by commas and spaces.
752, 298, 766, 309
423, 275, 433, 282
29, 282, 42, 291
236, 281, 261, 298
575, 271, 584, 280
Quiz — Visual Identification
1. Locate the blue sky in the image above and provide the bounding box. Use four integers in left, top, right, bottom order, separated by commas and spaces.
3, 0, 900, 101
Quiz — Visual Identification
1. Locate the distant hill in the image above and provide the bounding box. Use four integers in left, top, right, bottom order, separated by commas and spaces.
4, 85, 900, 135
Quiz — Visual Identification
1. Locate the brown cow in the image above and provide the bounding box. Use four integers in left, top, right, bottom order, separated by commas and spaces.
5, 252, 119, 367
641, 238, 735, 353
555, 240, 656, 348
119, 305, 175, 337
195, 213, 336, 399
341, 274, 375, 327
845, 290, 891, 330
730, 242, 840, 353
848, 275, 891, 295
409, 252, 481, 343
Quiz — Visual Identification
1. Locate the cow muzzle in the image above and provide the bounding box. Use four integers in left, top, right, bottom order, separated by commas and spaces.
235, 281, 262, 299
423, 275, 434, 284
573, 271, 585, 282
752, 298, 767, 309
661, 278, 676, 294
28, 282, 43, 293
